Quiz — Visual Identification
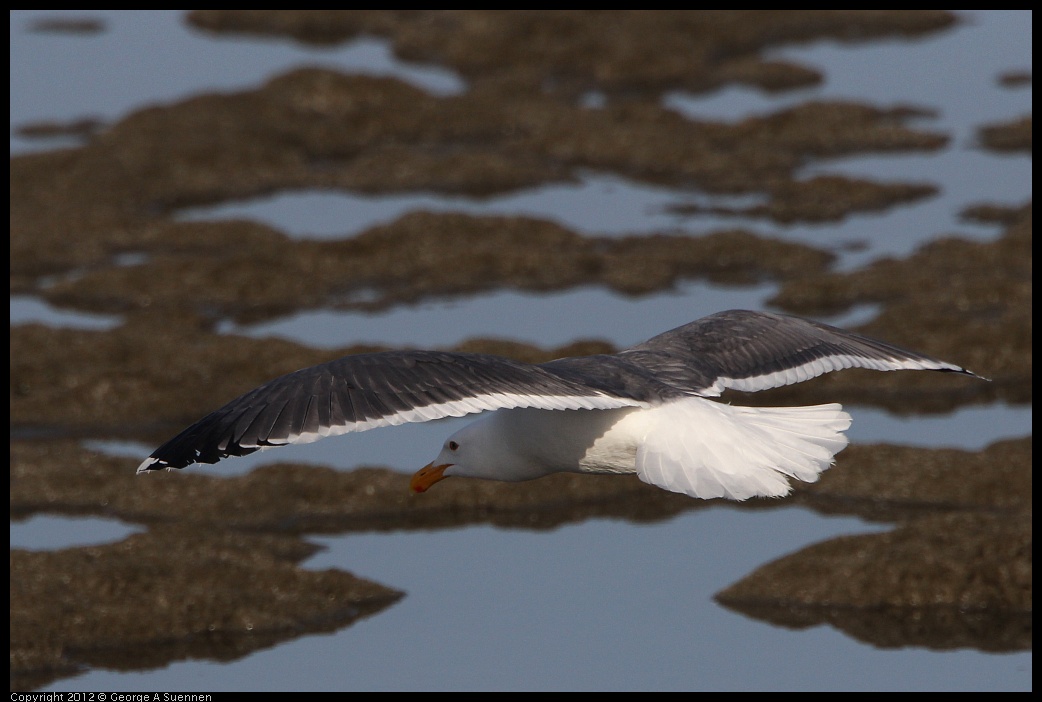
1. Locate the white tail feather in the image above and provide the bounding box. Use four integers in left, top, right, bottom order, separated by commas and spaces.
635, 399, 851, 500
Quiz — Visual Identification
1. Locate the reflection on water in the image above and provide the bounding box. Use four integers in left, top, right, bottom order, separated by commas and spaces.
217, 281, 777, 349
10, 295, 122, 330
10, 515, 143, 551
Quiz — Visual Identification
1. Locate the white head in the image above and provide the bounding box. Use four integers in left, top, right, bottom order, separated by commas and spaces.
409, 413, 545, 493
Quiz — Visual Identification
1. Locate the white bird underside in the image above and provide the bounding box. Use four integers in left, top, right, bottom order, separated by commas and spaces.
469, 400, 850, 500
136, 310, 982, 501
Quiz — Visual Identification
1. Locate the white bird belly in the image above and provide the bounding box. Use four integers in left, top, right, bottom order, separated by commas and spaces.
488, 397, 852, 500
491, 406, 650, 476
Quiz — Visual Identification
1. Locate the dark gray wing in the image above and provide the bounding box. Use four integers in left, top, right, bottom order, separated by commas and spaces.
137, 350, 643, 472
614, 309, 982, 396
138, 310, 982, 473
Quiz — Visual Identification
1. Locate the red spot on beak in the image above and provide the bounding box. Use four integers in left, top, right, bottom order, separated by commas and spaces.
411, 462, 452, 493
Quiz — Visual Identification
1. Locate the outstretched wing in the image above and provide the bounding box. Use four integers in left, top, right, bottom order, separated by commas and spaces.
138, 350, 643, 472
138, 310, 983, 474
616, 309, 982, 397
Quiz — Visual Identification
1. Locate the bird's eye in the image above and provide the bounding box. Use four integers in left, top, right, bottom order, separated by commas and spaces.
448, 441, 459, 451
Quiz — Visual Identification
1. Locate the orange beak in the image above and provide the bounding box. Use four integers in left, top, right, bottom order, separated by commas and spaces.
410, 462, 452, 493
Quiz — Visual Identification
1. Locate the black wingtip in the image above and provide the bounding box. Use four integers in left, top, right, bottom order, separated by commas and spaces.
947, 366, 990, 382
136, 457, 167, 474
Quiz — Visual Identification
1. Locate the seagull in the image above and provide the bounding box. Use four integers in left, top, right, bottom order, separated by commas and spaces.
137, 310, 982, 500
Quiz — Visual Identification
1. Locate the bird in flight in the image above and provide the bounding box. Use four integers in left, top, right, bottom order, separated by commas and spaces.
137, 310, 982, 500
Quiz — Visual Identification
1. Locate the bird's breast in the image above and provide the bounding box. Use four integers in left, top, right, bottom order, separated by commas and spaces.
492, 406, 649, 476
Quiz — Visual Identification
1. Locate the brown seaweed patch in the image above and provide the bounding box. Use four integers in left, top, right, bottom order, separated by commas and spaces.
13, 438, 1029, 535
10, 440, 697, 533
14, 117, 105, 141
977, 115, 1032, 152
187, 11, 956, 98
27, 16, 106, 34
11, 68, 949, 279
10, 526, 402, 690
997, 70, 1031, 88
668, 175, 937, 224
795, 438, 1032, 519
769, 202, 1031, 404
34, 214, 835, 324
715, 511, 1031, 652
716, 437, 1033, 650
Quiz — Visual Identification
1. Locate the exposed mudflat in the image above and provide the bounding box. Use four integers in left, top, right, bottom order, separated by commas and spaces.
9, 10, 1030, 690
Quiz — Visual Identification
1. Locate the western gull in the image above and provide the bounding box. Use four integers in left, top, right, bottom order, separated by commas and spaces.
137, 310, 983, 500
